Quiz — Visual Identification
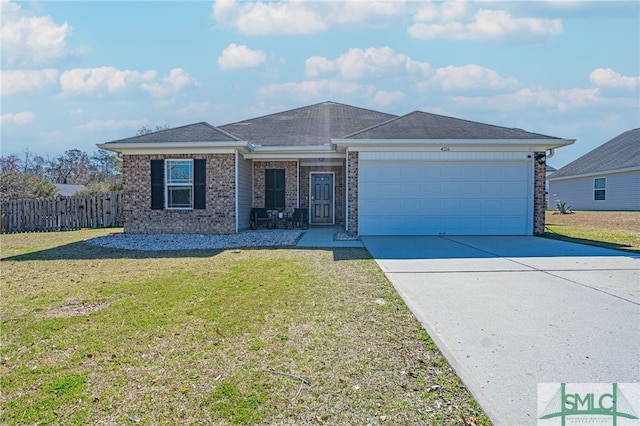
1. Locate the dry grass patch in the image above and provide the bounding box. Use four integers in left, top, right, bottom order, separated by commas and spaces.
1, 229, 488, 425
545, 210, 640, 253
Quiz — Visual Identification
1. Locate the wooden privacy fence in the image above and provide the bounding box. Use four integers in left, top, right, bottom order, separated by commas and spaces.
1, 192, 123, 234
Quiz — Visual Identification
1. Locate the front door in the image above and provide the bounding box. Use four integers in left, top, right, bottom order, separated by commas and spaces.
310, 173, 334, 225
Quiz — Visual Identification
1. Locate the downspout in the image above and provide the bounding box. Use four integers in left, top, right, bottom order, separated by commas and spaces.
546, 148, 555, 159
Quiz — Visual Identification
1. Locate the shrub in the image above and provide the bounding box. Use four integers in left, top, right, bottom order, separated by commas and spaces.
555, 201, 573, 214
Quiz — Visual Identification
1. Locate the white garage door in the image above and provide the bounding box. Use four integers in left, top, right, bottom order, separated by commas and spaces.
358, 156, 532, 236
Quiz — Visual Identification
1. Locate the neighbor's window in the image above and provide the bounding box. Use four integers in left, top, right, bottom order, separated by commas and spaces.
265, 169, 285, 209
594, 177, 606, 201
166, 159, 193, 209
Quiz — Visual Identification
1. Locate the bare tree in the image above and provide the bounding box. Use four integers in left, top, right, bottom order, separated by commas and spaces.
48, 149, 91, 184
136, 124, 171, 135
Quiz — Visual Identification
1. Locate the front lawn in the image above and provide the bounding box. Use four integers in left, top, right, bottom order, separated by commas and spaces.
545, 210, 640, 254
1, 229, 487, 425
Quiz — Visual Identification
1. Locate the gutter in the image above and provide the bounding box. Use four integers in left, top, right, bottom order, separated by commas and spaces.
548, 166, 640, 182
332, 138, 575, 152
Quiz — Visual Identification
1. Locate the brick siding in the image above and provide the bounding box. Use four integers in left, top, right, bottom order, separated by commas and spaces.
347, 151, 358, 235
122, 153, 236, 234
533, 152, 547, 235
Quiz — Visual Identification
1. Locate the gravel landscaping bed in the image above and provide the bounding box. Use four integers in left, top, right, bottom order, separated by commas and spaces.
85, 229, 304, 251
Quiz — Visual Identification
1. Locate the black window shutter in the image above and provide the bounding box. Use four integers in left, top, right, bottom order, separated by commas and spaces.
265, 169, 285, 209
193, 159, 206, 209
151, 159, 164, 209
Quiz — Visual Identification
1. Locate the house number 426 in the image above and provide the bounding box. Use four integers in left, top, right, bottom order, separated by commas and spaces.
440, 146, 451, 152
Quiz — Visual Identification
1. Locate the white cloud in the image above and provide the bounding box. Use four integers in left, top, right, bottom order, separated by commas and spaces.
1, 68, 58, 96
217, 43, 267, 71
408, 2, 563, 40
212, 0, 407, 36
371, 90, 405, 108
1, 111, 36, 125
305, 47, 431, 80
58, 67, 199, 98
0, 0, 78, 66
589, 68, 639, 90
74, 118, 150, 132
141, 68, 200, 98
418, 64, 519, 92
213, 0, 326, 35
259, 79, 366, 100
177, 102, 211, 117
60, 67, 157, 94
454, 87, 601, 112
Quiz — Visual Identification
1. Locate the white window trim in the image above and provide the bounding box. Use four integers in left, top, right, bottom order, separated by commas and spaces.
165, 159, 194, 210
593, 177, 607, 201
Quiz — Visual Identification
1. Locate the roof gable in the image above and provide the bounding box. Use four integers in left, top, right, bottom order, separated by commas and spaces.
550, 128, 640, 178
104, 122, 240, 145
218, 101, 397, 146
347, 111, 561, 140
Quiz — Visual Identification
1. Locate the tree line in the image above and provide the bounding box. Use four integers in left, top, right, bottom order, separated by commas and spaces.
0, 148, 122, 201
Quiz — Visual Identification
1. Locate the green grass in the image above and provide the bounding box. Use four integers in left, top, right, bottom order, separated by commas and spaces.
544, 211, 640, 254
1, 229, 489, 425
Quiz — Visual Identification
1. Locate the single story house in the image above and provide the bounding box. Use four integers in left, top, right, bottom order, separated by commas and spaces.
98, 101, 574, 236
548, 128, 639, 211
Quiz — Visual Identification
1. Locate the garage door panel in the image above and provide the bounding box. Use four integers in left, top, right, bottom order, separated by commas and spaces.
421, 167, 441, 180
402, 183, 422, 198
502, 199, 527, 214
381, 167, 403, 182
359, 165, 381, 182
463, 182, 484, 198
501, 182, 526, 196
359, 160, 531, 236
422, 184, 441, 197
422, 199, 442, 214
403, 200, 422, 215
403, 166, 422, 180
442, 182, 463, 198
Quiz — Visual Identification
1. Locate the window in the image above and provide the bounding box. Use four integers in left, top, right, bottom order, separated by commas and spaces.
166, 160, 193, 209
594, 177, 606, 201
265, 169, 285, 209
151, 159, 206, 210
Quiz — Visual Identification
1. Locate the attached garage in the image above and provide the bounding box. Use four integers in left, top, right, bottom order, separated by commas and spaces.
357, 152, 534, 236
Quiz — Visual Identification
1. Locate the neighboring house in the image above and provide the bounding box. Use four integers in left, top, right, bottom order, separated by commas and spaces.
545, 166, 556, 192
98, 101, 573, 236
547, 128, 640, 211
54, 184, 85, 197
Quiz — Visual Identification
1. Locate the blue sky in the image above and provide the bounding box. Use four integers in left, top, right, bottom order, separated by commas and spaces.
1, 0, 638, 168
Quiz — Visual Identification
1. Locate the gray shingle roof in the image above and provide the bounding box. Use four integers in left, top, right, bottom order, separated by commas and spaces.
550, 128, 640, 179
346, 111, 561, 140
218, 101, 397, 146
104, 122, 240, 144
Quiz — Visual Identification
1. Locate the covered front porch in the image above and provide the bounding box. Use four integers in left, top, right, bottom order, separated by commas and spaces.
240, 154, 348, 231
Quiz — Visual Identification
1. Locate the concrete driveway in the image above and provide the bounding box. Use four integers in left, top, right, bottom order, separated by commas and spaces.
361, 236, 640, 425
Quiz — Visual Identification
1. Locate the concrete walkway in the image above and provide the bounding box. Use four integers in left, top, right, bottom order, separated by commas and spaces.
296, 226, 363, 248
361, 236, 640, 425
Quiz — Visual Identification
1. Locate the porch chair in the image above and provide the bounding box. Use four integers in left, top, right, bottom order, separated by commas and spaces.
250, 208, 273, 230
287, 208, 308, 230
